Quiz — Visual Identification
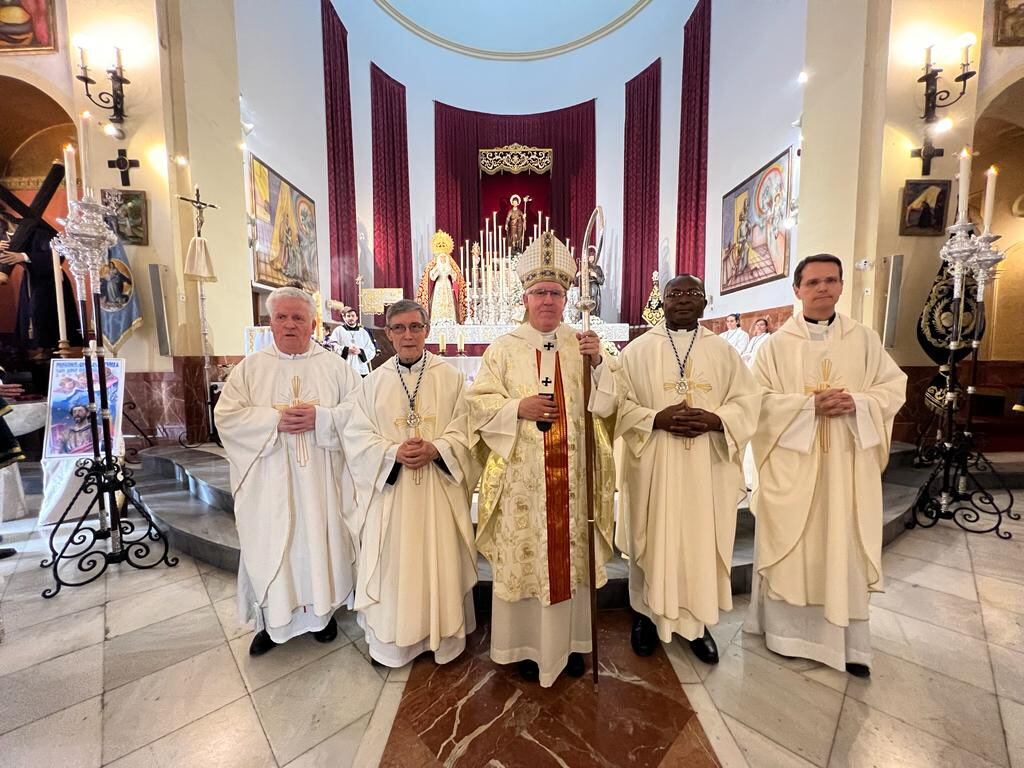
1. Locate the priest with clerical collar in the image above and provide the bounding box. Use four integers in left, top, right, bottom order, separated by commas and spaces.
341, 299, 481, 667
215, 286, 361, 656
328, 306, 376, 376
591, 275, 761, 665
466, 230, 615, 687
744, 254, 906, 677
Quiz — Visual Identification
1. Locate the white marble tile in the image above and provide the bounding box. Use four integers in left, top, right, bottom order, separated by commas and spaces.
287, 712, 370, 768
1, 568, 106, 631
882, 552, 979, 601
889, 533, 973, 571
846, 650, 1007, 767
724, 713, 816, 768
102, 644, 246, 763
386, 662, 412, 683
0, 644, 103, 736
0, 605, 104, 677
990, 644, 1024, 705
871, 578, 986, 639
983, 602, 1024, 654
970, 537, 1024, 586
214, 595, 253, 640
870, 605, 995, 691
680, 683, 750, 768
978, 575, 1024, 615
829, 698, 1002, 768
105, 574, 210, 639
715, 596, 752, 646
229, 629, 350, 693
1002, 697, 1024, 768
662, 637, 702, 685
0, 696, 102, 768
104, 605, 225, 690
105, 552, 199, 602
105, 697, 275, 768
252, 644, 384, 765
200, 566, 238, 602
735, 632, 848, 694
703, 643, 843, 766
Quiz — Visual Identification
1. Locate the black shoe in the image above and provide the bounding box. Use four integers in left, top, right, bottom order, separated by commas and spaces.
312, 617, 338, 644
846, 663, 870, 678
517, 660, 540, 682
630, 613, 659, 657
249, 630, 278, 656
689, 628, 719, 665
0, 547, 16, 560
565, 652, 586, 678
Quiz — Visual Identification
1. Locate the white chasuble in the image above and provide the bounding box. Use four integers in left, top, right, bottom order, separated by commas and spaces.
744, 313, 906, 670
340, 354, 481, 667
215, 343, 361, 642
466, 323, 615, 686
592, 325, 761, 642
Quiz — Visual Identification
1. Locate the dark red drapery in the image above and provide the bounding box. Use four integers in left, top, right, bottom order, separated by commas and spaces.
321, 0, 358, 312
479, 171, 551, 245
370, 64, 414, 297
621, 59, 662, 326
434, 100, 595, 253
676, 0, 711, 278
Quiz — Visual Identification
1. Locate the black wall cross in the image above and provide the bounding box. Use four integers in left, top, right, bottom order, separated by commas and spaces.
108, 149, 140, 186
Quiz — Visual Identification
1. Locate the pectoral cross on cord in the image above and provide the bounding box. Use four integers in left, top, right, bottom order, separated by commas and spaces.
395, 354, 432, 484
663, 358, 713, 450
273, 376, 319, 467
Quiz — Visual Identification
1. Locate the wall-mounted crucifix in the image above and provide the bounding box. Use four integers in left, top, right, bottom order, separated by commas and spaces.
107, 149, 140, 186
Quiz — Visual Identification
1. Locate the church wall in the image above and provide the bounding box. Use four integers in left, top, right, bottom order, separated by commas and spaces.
701, 0, 807, 320
0, 0, 74, 115
977, 0, 1024, 113
334, 0, 697, 322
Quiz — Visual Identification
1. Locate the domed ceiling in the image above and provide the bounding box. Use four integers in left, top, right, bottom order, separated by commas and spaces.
373, 0, 651, 60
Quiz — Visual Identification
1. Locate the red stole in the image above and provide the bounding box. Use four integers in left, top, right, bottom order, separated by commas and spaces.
536, 350, 571, 604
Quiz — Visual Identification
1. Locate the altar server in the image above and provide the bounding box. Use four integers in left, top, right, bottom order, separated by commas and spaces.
592, 275, 761, 664
328, 307, 376, 376
342, 299, 480, 667
744, 255, 906, 676
216, 287, 361, 656
466, 231, 615, 687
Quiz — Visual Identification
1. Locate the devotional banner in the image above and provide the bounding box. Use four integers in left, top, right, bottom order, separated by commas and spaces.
44, 357, 125, 460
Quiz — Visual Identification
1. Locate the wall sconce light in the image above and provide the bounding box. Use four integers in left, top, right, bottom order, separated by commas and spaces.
75, 46, 130, 133
911, 35, 976, 176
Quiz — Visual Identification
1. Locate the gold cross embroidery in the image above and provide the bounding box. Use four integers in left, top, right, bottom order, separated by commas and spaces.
273, 376, 320, 467
805, 359, 840, 453
663, 359, 713, 450
393, 412, 436, 485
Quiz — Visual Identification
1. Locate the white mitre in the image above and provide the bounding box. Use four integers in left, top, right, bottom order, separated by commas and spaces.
516, 230, 577, 290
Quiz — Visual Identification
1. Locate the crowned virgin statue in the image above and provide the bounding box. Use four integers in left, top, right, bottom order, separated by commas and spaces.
416, 230, 466, 325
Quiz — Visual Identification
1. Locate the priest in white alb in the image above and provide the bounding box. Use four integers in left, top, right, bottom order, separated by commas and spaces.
216, 287, 361, 656
744, 255, 906, 677
466, 231, 615, 687
592, 275, 761, 664
341, 299, 481, 667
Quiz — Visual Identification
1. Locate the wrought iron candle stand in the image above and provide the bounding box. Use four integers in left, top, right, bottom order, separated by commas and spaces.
41, 194, 176, 598
909, 221, 1017, 537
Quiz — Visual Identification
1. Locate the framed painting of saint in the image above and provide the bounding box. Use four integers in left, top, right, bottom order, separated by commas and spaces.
0, 0, 56, 54
247, 153, 319, 292
720, 148, 792, 295
899, 180, 950, 236
994, 0, 1024, 46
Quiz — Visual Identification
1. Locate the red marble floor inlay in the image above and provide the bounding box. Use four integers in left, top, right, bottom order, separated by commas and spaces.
379, 609, 720, 768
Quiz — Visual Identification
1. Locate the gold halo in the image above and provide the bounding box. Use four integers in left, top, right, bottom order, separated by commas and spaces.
509, 194, 522, 206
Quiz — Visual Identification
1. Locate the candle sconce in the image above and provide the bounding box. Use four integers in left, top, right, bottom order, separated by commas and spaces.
75, 47, 130, 139
911, 40, 977, 176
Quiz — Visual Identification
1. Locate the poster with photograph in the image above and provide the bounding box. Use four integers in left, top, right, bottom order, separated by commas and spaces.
44, 358, 125, 460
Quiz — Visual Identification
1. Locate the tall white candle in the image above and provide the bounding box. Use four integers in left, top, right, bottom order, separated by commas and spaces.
62, 144, 77, 205
537, 211, 542, 234
51, 245, 68, 344
78, 112, 93, 197
957, 147, 972, 223
982, 166, 998, 234
924, 44, 933, 72
544, 216, 550, 233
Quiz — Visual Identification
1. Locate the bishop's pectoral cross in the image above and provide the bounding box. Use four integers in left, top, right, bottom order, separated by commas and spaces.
805, 359, 839, 453
273, 376, 319, 467
664, 359, 712, 450
393, 411, 435, 485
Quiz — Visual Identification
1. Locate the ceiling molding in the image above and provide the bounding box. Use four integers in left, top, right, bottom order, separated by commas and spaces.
371, 0, 652, 61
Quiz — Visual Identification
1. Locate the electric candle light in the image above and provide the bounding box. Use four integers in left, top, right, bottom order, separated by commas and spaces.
957, 147, 972, 223
982, 166, 998, 234
78, 112, 93, 197
63, 144, 77, 205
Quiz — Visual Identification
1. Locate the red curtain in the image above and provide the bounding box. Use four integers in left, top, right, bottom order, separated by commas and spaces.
370, 64, 414, 297
621, 60, 662, 325
479, 171, 551, 244
434, 100, 595, 253
321, 0, 358, 313
676, 0, 711, 278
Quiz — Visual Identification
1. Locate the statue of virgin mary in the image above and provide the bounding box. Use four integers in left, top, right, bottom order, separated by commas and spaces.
416, 230, 466, 325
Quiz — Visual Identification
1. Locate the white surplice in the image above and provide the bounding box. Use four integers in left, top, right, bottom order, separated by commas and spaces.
215, 342, 361, 643
720, 327, 750, 354
341, 353, 481, 667
328, 324, 376, 376
744, 313, 906, 670
592, 324, 761, 642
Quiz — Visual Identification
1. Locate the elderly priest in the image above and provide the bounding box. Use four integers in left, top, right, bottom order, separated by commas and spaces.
744, 254, 906, 677
466, 231, 614, 687
216, 286, 361, 656
341, 299, 481, 667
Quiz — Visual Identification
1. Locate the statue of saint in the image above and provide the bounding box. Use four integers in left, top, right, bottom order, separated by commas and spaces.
416, 230, 466, 325
504, 194, 527, 254
572, 252, 605, 319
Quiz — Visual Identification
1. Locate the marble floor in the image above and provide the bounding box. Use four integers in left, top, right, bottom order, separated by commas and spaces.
0, 492, 1022, 767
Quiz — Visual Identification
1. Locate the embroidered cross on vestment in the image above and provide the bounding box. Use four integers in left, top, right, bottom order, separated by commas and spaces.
393, 412, 436, 485
805, 359, 840, 453
663, 359, 712, 450
273, 376, 320, 467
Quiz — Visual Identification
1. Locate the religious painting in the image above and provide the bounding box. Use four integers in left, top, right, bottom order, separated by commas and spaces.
995, 0, 1024, 46
43, 357, 125, 460
101, 189, 148, 246
248, 153, 319, 292
899, 180, 950, 236
720, 148, 791, 295
0, 0, 56, 54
